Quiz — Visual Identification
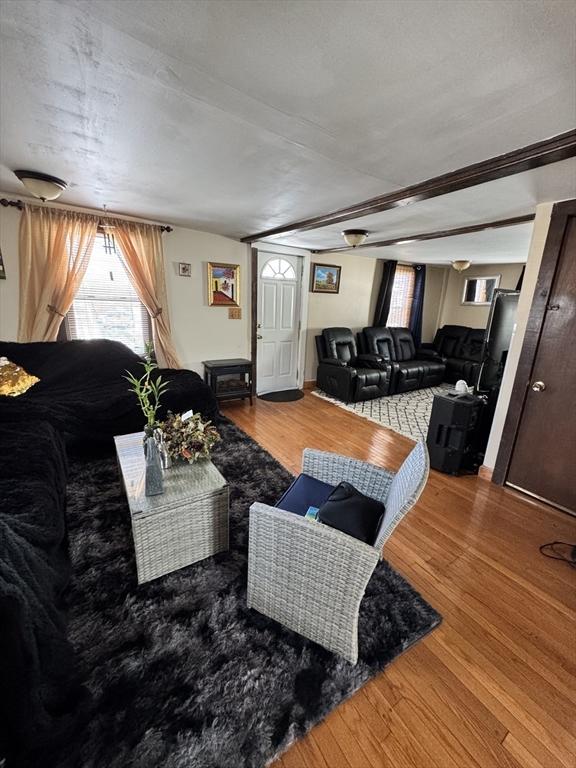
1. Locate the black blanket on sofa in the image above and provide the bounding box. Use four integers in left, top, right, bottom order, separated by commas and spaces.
0, 340, 219, 765
0, 421, 88, 766
0, 339, 218, 449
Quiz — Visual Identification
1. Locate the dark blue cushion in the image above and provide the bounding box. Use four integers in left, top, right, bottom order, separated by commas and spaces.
276, 473, 336, 517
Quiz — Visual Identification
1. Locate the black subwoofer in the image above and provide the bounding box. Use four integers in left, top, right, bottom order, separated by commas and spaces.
426, 392, 484, 475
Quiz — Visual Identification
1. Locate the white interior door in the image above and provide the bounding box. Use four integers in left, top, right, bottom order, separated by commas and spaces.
257, 253, 302, 394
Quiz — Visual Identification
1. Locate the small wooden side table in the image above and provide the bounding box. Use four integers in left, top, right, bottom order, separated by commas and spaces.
203, 358, 253, 405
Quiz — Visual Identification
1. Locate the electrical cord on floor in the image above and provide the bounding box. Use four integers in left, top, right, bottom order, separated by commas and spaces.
539, 541, 576, 569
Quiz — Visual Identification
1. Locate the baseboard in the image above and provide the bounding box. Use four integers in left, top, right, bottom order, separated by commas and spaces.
478, 465, 493, 482
303, 380, 316, 391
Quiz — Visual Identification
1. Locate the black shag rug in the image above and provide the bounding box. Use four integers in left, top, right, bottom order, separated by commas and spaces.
57, 418, 440, 768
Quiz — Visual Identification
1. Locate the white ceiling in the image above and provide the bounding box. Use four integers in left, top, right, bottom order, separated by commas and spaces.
0, 0, 575, 262
327, 221, 535, 266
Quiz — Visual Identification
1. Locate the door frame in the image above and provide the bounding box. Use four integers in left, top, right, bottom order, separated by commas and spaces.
493, 199, 576, 485
250, 242, 311, 396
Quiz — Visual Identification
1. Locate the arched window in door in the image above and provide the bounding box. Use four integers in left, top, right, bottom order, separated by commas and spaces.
261, 257, 296, 280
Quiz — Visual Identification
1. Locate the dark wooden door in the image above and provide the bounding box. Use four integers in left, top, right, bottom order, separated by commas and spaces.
506, 213, 576, 513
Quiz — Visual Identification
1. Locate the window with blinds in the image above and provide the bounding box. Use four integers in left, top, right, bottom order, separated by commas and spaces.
388, 264, 415, 327
65, 232, 151, 355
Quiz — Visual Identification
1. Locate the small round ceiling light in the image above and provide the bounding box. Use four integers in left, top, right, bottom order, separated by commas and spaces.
14, 170, 68, 201
452, 260, 471, 272
342, 229, 369, 247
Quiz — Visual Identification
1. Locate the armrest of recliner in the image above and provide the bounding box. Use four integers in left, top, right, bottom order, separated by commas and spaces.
319, 357, 349, 368
355, 353, 387, 369
416, 348, 442, 360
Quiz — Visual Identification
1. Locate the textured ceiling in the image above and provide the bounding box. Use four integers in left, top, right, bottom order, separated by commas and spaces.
329, 222, 534, 266
0, 0, 575, 261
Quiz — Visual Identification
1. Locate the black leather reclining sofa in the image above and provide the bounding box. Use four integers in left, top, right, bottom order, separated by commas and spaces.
316, 325, 485, 402
315, 327, 393, 402
420, 325, 485, 384
360, 326, 445, 393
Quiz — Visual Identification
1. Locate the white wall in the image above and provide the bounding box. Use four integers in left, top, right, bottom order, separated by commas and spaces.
483, 203, 553, 470
422, 266, 448, 342
0, 205, 20, 341
439, 262, 524, 329
0, 202, 251, 371
304, 252, 383, 380
164, 228, 250, 374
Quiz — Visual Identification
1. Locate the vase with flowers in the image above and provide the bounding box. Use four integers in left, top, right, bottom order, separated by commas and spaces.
125, 343, 169, 496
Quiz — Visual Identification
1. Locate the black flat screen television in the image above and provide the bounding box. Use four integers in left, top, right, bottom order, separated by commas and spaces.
476, 289, 520, 394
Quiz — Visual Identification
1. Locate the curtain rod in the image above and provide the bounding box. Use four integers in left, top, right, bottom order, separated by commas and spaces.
0, 197, 174, 232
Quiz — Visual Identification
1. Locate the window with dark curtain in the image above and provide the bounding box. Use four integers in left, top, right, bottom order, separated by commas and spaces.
387, 264, 415, 326
65, 231, 151, 355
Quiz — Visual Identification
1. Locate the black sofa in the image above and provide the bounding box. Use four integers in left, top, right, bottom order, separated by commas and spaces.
0, 339, 219, 766
315, 327, 393, 402
359, 326, 445, 393
420, 325, 485, 385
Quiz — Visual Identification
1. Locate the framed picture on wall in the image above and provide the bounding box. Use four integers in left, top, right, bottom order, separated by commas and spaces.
311, 263, 341, 294
178, 262, 191, 277
207, 262, 240, 306
462, 275, 501, 305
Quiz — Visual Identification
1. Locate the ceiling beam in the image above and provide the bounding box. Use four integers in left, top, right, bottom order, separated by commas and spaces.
309, 214, 535, 254
241, 130, 576, 243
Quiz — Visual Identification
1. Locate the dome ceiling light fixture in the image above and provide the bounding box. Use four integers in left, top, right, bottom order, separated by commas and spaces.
13, 170, 68, 201
452, 260, 471, 272
342, 229, 369, 248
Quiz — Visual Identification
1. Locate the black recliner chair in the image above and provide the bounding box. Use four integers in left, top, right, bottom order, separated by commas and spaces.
389, 327, 446, 392
421, 325, 485, 384
360, 326, 445, 393
315, 327, 393, 402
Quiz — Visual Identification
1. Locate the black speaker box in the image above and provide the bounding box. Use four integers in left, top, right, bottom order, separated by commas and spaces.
426, 392, 484, 475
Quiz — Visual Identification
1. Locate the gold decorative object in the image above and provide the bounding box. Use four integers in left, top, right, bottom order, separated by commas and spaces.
0, 357, 40, 396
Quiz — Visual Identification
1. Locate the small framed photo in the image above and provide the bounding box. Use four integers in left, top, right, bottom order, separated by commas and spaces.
207, 262, 240, 306
179, 262, 192, 277
311, 263, 341, 294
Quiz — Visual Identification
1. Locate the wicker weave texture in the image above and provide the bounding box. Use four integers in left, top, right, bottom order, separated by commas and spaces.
115, 432, 230, 584
248, 442, 430, 663
374, 440, 429, 549
133, 488, 229, 583
303, 448, 394, 502
248, 503, 379, 663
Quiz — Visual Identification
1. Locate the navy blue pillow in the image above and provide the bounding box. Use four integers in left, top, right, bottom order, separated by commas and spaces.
318, 482, 385, 544
276, 473, 336, 516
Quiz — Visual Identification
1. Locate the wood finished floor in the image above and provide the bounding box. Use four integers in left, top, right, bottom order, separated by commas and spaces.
221, 392, 576, 768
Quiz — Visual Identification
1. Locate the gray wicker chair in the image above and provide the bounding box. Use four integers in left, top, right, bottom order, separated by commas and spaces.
247, 441, 429, 664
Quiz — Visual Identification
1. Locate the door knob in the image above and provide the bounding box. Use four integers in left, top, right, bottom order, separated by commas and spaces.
531, 380, 546, 392
257, 334, 263, 340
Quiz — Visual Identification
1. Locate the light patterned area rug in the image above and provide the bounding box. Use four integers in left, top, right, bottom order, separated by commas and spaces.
312, 384, 453, 442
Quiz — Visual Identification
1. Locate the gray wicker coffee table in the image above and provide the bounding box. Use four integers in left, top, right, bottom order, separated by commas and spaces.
114, 432, 229, 584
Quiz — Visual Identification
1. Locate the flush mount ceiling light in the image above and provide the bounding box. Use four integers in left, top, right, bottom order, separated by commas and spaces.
342, 229, 369, 247
452, 260, 471, 272
13, 170, 68, 201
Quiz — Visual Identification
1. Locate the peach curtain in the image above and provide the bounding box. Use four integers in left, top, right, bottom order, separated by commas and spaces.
18, 205, 99, 342
112, 221, 181, 368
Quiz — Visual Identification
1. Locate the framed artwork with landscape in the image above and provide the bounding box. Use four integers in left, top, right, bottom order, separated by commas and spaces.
207, 262, 240, 306
311, 263, 341, 294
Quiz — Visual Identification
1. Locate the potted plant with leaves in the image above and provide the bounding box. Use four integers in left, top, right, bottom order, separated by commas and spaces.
125, 343, 169, 496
